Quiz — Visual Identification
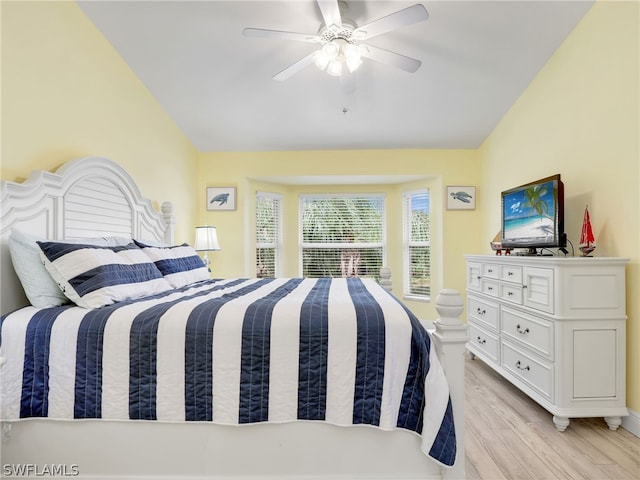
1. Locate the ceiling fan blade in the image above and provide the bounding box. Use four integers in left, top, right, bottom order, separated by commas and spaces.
360, 45, 422, 73
354, 4, 429, 41
273, 51, 318, 81
316, 0, 342, 29
243, 28, 320, 43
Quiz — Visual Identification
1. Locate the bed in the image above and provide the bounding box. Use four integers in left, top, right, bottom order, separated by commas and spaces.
0, 157, 467, 480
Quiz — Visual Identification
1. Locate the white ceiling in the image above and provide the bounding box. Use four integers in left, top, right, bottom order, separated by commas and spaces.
77, 0, 594, 152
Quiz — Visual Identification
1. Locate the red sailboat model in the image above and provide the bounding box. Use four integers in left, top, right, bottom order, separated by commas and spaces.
579, 205, 596, 256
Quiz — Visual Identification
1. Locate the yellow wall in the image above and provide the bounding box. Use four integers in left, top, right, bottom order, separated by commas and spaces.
198, 150, 483, 319
479, 1, 639, 413
0, 1, 199, 243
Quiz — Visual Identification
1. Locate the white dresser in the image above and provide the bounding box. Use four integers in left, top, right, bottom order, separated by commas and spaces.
465, 255, 628, 431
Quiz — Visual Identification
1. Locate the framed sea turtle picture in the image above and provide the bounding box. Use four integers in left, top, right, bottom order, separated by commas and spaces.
207, 187, 236, 211
446, 186, 476, 210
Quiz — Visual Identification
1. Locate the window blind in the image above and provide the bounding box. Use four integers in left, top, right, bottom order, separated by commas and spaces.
300, 194, 385, 278
256, 192, 282, 278
403, 190, 430, 298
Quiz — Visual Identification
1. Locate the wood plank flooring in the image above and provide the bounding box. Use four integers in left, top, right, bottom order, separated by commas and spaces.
464, 355, 640, 480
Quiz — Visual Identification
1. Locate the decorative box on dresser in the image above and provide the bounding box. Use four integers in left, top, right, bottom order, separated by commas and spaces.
465, 254, 629, 432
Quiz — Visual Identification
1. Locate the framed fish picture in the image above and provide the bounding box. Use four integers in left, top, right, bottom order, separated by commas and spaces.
207, 187, 236, 211
446, 186, 476, 210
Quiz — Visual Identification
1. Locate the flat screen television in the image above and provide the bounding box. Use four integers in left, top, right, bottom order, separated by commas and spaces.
501, 174, 567, 255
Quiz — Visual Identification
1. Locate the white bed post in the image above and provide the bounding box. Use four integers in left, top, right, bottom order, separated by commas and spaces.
433, 289, 468, 480
161, 201, 175, 245
379, 266, 392, 291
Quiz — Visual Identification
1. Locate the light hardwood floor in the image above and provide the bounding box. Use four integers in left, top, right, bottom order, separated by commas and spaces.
464, 355, 640, 480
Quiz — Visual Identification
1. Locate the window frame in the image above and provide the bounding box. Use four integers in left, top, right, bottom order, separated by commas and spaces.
402, 189, 431, 301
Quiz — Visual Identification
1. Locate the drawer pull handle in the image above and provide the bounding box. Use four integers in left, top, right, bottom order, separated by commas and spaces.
476, 308, 486, 315
507, 291, 513, 296
488, 269, 493, 273
476, 336, 486, 345
516, 324, 530, 334
508, 271, 513, 276
516, 360, 530, 371
488, 286, 493, 291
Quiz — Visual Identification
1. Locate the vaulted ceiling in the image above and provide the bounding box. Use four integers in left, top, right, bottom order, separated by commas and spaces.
78, 1, 594, 152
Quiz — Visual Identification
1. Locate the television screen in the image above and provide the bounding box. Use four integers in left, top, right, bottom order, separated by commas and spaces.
501, 174, 565, 252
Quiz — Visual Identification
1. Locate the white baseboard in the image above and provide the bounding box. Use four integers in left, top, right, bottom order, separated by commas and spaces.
622, 408, 640, 437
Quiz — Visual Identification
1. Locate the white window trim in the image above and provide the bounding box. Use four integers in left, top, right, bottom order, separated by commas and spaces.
402, 189, 430, 302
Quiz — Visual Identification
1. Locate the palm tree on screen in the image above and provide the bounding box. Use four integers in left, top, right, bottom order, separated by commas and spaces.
522, 185, 550, 221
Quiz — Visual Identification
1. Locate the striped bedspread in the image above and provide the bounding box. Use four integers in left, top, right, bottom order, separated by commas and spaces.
0, 277, 456, 466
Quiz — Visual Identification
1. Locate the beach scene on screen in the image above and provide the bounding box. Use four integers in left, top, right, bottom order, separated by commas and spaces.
503, 180, 556, 241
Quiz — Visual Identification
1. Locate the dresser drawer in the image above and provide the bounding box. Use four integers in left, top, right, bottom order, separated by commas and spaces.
481, 279, 500, 298
500, 283, 523, 305
468, 296, 499, 331
469, 323, 500, 365
502, 307, 553, 359
482, 263, 500, 279
502, 341, 553, 401
500, 265, 522, 284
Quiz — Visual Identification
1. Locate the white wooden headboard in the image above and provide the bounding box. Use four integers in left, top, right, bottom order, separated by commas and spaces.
0, 156, 175, 314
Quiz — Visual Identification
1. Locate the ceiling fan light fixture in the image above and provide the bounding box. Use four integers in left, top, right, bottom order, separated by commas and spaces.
322, 41, 340, 60
314, 38, 362, 76
313, 50, 330, 70
326, 59, 343, 76
345, 56, 362, 73
343, 42, 359, 57
344, 43, 362, 72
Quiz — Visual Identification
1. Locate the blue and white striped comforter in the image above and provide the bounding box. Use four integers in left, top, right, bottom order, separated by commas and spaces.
0, 277, 456, 466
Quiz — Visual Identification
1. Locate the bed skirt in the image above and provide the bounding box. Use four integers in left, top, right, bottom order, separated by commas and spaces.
2, 419, 450, 480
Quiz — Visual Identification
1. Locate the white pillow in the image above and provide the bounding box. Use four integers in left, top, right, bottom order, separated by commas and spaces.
9, 229, 68, 307
37, 241, 172, 309
134, 240, 209, 288
8, 229, 132, 308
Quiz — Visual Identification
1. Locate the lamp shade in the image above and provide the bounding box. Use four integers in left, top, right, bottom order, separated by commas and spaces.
194, 226, 221, 251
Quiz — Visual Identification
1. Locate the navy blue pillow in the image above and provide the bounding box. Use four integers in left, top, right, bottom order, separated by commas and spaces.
37, 241, 172, 308
134, 241, 209, 288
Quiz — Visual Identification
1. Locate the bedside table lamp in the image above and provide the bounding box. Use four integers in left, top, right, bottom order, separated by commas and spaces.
194, 225, 221, 272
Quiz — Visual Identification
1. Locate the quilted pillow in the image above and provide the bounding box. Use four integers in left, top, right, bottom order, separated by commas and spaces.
134, 240, 209, 288
8, 228, 131, 308
37, 241, 172, 309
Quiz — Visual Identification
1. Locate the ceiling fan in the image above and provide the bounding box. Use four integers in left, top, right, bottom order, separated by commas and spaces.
243, 1, 429, 86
